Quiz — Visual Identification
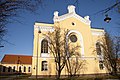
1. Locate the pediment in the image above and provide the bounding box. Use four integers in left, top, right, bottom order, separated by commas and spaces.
53, 12, 91, 25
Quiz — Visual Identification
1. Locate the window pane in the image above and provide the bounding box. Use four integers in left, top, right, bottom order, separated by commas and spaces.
13, 66, 16, 72
96, 42, 102, 55
41, 39, 48, 53
41, 61, 48, 71
8, 67, 11, 72
70, 35, 77, 42
28, 67, 31, 72
19, 66, 22, 72
3, 66, 6, 72
24, 66, 26, 72
99, 61, 104, 70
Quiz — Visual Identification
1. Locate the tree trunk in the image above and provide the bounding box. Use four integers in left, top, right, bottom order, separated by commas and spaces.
57, 65, 61, 79
57, 54, 61, 79
112, 66, 117, 75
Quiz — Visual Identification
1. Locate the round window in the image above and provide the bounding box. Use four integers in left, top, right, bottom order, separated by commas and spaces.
70, 35, 77, 42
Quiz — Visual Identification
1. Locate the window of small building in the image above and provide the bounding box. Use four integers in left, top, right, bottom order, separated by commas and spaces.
3, 66, 6, 72
24, 66, 26, 72
28, 67, 31, 72
99, 61, 104, 70
41, 39, 48, 53
8, 66, 11, 72
19, 66, 22, 72
13, 66, 16, 72
41, 61, 48, 71
96, 42, 102, 55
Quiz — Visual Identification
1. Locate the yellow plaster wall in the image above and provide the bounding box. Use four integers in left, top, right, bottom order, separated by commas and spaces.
32, 17, 108, 76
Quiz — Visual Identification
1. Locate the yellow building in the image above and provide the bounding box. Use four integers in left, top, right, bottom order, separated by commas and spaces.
32, 5, 108, 77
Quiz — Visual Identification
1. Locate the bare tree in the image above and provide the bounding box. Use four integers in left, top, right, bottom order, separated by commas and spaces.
0, 0, 42, 26
66, 55, 86, 77
44, 26, 86, 79
0, 0, 43, 45
98, 33, 120, 75
65, 39, 86, 77
44, 27, 68, 79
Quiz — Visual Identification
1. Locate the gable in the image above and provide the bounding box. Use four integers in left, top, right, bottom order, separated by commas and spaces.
53, 5, 91, 26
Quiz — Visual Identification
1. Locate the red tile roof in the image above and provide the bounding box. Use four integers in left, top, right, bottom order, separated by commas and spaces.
1, 54, 32, 64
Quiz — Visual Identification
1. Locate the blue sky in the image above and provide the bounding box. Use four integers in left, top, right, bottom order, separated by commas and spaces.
0, 0, 120, 60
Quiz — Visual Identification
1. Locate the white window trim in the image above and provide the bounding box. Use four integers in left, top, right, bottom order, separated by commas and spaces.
40, 38, 50, 57
67, 30, 84, 57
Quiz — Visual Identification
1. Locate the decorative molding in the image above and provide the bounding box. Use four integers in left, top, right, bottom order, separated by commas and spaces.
32, 56, 96, 60
67, 30, 85, 56
41, 53, 50, 57
81, 56, 96, 60
34, 25, 54, 32
91, 30, 105, 36
53, 11, 91, 25
67, 5, 76, 13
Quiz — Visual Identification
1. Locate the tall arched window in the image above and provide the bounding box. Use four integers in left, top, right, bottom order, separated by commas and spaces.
41, 39, 48, 53
13, 66, 16, 72
8, 66, 11, 72
24, 66, 26, 72
28, 67, 31, 72
19, 66, 22, 72
96, 42, 102, 55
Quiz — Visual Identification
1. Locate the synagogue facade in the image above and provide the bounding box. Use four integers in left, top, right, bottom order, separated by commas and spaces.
32, 5, 107, 76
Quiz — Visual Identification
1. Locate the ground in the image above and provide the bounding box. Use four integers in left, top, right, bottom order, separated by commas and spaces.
0, 74, 120, 80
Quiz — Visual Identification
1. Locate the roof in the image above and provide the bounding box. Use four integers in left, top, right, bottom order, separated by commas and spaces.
1, 54, 32, 64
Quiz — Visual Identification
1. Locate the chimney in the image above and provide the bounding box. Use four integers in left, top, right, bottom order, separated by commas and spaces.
67, 5, 76, 13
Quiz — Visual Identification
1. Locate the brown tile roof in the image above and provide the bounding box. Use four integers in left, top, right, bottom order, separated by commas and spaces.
1, 54, 32, 64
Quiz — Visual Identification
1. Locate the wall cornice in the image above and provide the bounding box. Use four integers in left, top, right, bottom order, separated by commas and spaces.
91, 30, 105, 36
34, 25, 54, 32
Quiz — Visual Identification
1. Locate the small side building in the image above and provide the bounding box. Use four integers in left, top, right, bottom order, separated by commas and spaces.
0, 54, 32, 75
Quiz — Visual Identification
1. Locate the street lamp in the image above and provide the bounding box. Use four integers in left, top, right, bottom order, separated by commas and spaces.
36, 27, 41, 79
104, 14, 111, 23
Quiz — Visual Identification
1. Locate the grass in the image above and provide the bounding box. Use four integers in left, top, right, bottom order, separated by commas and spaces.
0, 74, 120, 80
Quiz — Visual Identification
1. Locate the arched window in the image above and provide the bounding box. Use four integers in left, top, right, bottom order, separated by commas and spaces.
28, 67, 31, 72
8, 66, 11, 72
24, 66, 26, 72
13, 66, 16, 72
19, 66, 22, 72
41, 39, 48, 53
41, 61, 48, 71
96, 42, 102, 55
99, 61, 104, 70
